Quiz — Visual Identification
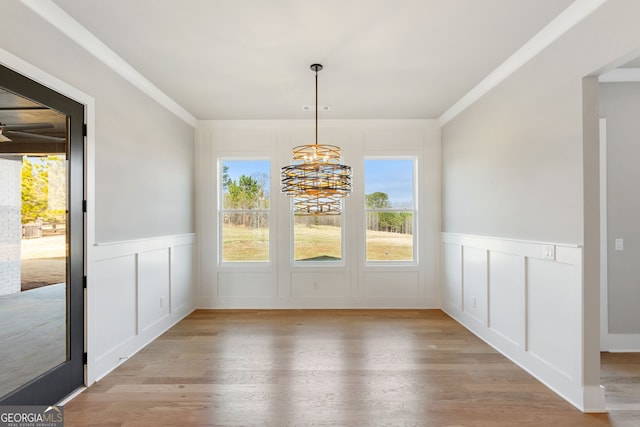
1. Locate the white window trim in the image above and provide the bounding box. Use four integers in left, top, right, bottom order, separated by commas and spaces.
363, 156, 418, 266
217, 158, 272, 266
290, 199, 347, 266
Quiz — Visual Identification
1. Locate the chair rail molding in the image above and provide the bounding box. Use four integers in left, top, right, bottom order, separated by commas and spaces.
441, 232, 605, 413
87, 233, 196, 384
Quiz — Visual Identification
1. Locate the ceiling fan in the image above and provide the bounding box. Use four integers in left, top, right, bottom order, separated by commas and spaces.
0, 122, 66, 143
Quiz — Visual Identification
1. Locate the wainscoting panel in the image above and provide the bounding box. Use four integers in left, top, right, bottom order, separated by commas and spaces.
138, 248, 171, 333
291, 272, 349, 298
488, 251, 524, 347
461, 246, 488, 325
92, 254, 137, 361
441, 233, 604, 413
442, 242, 462, 309
363, 271, 419, 297
527, 258, 581, 379
171, 243, 195, 312
218, 272, 275, 298
87, 234, 196, 385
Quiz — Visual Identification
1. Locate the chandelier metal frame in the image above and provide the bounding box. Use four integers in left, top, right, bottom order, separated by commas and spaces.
280, 64, 352, 215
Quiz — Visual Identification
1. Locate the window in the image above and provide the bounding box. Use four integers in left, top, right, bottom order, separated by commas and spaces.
219, 159, 270, 263
364, 158, 416, 262
293, 212, 342, 262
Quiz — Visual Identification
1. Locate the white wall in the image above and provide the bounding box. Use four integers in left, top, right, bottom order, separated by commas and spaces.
0, 2, 197, 385
442, 1, 640, 244
599, 82, 640, 350
440, 0, 640, 413
196, 120, 441, 308
0, 2, 195, 242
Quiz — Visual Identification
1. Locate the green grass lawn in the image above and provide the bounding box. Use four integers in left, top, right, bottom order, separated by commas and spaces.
293, 224, 341, 260
365, 229, 413, 261
221, 224, 269, 261
222, 223, 412, 262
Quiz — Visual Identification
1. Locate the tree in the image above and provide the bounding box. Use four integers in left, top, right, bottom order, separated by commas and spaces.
21, 156, 67, 226
364, 191, 412, 234
224, 174, 270, 228
227, 174, 261, 209
42, 157, 66, 225
366, 192, 390, 232
21, 157, 48, 224
222, 165, 232, 191
365, 192, 391, 209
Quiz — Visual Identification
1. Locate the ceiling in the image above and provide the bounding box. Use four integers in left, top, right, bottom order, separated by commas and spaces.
48, 0, 576, 120
0, 89, 66, 155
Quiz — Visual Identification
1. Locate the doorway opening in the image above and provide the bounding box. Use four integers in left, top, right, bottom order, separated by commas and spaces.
595, 54, 640, 413
0, 64, 85, 405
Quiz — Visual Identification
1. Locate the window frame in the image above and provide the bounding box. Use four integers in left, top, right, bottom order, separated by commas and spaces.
217, 157, 272, 266
290, 198, 346, 266
363, 156, 418, 266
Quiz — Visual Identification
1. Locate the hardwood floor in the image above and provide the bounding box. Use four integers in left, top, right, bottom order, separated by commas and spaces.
64, 310, 631, 426
601, 352, 640, 426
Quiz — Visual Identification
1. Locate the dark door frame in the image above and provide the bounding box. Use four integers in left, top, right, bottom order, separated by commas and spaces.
0, 64, 85, 405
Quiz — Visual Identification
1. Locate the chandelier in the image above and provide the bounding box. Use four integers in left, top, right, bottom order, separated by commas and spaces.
280, 64, 352, 215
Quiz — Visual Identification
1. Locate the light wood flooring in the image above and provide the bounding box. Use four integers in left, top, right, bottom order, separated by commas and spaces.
64, 310, 639, 426
601, 352, 640, 426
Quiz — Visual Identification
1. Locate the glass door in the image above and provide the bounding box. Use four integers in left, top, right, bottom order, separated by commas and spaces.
0, 65, 84, 405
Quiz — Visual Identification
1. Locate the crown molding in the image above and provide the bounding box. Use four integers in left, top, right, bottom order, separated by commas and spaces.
19, 0, 608, 129
438, 0, 607, 126
20, 0, 198, 127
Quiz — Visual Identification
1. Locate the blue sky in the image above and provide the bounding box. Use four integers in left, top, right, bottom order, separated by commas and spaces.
364, 159, 414, 208
222, 158, 414, 207
223, 159, 270, 183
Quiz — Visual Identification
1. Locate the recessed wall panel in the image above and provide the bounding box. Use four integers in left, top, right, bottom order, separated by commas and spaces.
171, 243, 194, 311
290, 272, 349, 297
218, 272, 275, 297
488, 251, 523, 346
364, 271, 419, 297
462, 246, 488, 325
138, 248, 170, 332
527, 258, 578, 378
443, 242, 462, 309
93, 255, 137, 359
363, 128, 423, 150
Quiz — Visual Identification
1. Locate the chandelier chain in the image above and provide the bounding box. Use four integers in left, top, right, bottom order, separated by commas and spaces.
280, 63, 352, 215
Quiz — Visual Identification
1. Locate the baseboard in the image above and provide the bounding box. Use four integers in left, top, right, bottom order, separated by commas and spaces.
197, 296, 440, 309
89, 306, 195, 384
440, 232, 605, 413
604, 333, 640, 352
